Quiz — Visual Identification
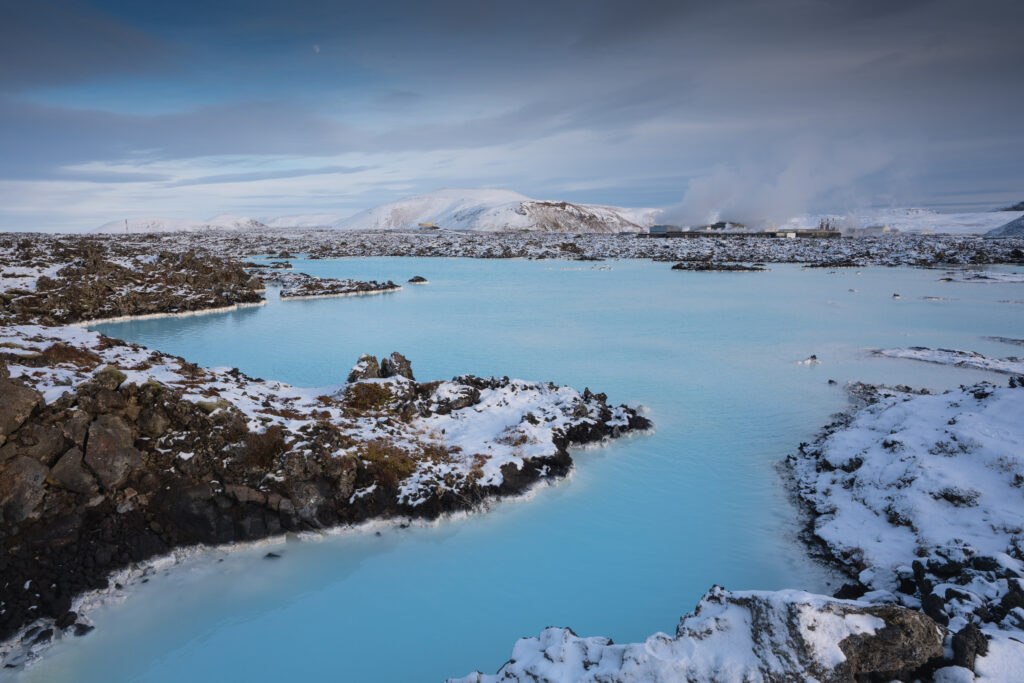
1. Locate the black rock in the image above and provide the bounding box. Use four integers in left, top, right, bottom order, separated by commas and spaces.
833, 582, 868, 600
264, 552, 281, 559
952, 622, 989, 670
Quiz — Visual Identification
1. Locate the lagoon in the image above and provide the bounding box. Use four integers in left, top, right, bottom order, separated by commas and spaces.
18, 259, 1024, 682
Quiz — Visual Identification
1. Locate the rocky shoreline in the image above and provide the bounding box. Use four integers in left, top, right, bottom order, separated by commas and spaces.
449, 379, 1024, 682
0, 238, 650, 670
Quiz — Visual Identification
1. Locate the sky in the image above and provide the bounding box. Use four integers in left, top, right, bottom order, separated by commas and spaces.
1, 0, 1023, 231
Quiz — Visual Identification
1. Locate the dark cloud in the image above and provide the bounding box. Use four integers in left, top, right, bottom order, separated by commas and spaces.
168, 165, 374, 186
0, 0, 173, 88
1, 0, 1023, 228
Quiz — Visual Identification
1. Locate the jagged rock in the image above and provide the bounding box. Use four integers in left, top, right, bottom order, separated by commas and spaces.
47, 447, 98, 494
430, 383, 481, 415
93, 365, 127, 390
0, 456, 49, 523
840, 603, 946, 679
0, 379, 43, 439
137, 407, 171, 438
449, 588, 945, 683
347, 354, 381, 382
380, 352, 414, 380
84, 415, 141, 489
408, 275, 428, 283
951, 622, 988, 670
0, 422, 67, 466
59, 410, 91, 447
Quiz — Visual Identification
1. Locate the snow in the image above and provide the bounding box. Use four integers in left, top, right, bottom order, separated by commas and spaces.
790, 382, 1024, 679
943, 270, 1024, 283
0, 323, 632, 507
985, 214, 1024, 238
260, 214, 348, 228
91, 214, 269, 234
448, 587, 890, 682
781, 208, 1024, 236
793, 384, 1024, 585
874, 347, 1024, 375
331, 189, 661, 233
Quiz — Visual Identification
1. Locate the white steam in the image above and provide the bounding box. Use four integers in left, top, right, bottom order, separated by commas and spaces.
661, 140, 895, 227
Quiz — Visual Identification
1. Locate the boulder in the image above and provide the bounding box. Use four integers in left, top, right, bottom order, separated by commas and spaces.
347, 354, 380, 382
92, 365, 127, 390
0, 422, 67, 466
47, 447, 98, 494
137, 407, 171, 438
0, 379, 43, 439
0, 456, 49, 523
59, 410, 91, 447
380, 352, 414, 380
84, 415, 142, 489
839, 603, 946, 679
952, 622, 989, 670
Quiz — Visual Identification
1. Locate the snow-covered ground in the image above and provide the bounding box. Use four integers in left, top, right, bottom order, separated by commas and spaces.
260, 214, 348, 228
91, 214, 269, 234
780, 208, 1024, 236
874, 347, 1024, 375
789, 382, 1024, 680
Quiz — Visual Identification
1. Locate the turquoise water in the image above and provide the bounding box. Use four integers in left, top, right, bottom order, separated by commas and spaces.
19, 259, 1024, 682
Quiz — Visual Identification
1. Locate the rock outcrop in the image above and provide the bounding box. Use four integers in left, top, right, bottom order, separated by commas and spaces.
449, 587, 945, 683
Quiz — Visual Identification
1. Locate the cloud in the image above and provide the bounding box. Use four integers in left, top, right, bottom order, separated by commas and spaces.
168, 165, 373, 186
0, 1, 173, 88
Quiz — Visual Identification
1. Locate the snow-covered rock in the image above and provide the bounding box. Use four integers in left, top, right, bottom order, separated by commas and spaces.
874, 347, 1024, 375
449, 586, 944, 683
985, 214, 1024, 239
788, 381, 1024, 678
331, 189, 661, 233
91, 214, 269, 234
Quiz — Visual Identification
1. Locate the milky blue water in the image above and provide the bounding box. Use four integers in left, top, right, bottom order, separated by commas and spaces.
18, 259, 1024, 682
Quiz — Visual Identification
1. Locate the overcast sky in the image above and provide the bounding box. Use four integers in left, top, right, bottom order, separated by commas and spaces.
1, 0, 1022, 231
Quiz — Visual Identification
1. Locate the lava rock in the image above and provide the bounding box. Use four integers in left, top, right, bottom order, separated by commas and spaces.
380, 352, 414, 380
84, 415, 142, 489
347, 354, 380, 382
0, 379, 43, 441
47, 446, 98, 494
0, 456, 49, 523
952, 622, 989, 670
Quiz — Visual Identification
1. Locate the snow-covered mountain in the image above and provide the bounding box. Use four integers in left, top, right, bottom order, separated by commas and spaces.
261, 214, 347, 229
779, 207, 1024, 235
330, 189, 662, 233
91, 214, 268, 234
985, 214, 1024, 238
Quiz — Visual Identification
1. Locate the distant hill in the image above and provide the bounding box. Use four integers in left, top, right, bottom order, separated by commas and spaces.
330, 189, 661, 233
998, 200, 1024, 211
260, 214, 347, 228
92, 214, 268, 234
985, 214, 1024, 238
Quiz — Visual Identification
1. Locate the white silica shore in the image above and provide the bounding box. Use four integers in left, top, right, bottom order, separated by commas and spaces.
873, 346, 1024, 375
